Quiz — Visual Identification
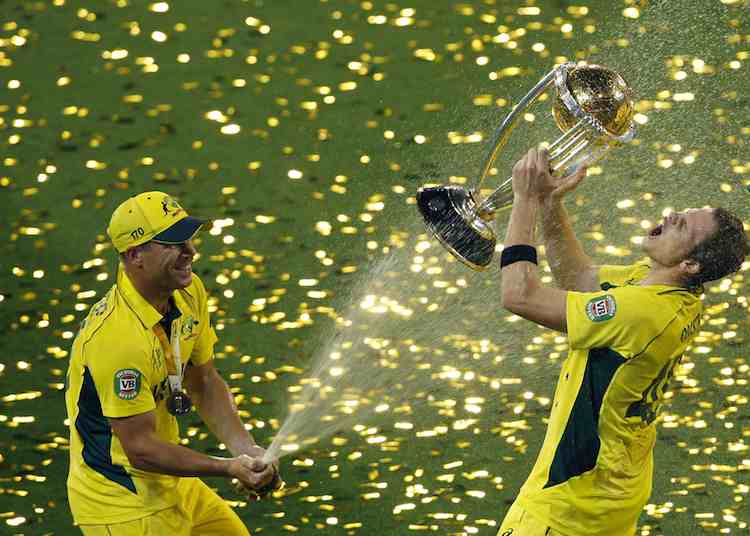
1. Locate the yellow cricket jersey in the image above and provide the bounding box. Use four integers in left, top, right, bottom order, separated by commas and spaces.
516, 263, 703, 535
65, 267, 218, 525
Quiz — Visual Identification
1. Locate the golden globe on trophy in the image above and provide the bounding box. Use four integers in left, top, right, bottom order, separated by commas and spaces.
416, 62, 637, 270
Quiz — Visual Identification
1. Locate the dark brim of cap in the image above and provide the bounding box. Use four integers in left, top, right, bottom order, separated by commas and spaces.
152, 216, 205, 244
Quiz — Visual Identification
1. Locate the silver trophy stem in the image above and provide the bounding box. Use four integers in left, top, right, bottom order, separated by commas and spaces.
475, 177, 513, 216
476, 117, 595, 215
548, 119, 586, 151
561, 141, 613, 175
551, 138, 591, 173
549, 120, 588, 160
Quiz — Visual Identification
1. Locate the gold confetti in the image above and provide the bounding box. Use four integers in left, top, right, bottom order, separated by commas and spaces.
1, 1, 748, 534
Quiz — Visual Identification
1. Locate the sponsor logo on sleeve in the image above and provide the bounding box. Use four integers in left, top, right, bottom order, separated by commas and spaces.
114, 369, 142, 400
585, 294, 617, 322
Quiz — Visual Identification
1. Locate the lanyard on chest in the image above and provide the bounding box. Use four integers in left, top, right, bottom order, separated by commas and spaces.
152, 321, 192, 416
153, 322, 183, 390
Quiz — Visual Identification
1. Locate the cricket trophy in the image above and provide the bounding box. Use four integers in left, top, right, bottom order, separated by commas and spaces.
416, 62, 637, 270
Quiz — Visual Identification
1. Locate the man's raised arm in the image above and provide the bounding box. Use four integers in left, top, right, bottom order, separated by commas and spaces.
537, 167, 599, 292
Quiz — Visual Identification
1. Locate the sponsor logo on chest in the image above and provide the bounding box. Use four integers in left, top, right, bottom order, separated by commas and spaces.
180, 315, 197, 339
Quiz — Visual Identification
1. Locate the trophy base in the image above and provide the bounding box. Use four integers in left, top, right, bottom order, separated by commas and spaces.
416, 185, 497, 271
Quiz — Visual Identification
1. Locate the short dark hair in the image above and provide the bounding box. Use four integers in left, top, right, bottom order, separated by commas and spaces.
685, 207, 749, 286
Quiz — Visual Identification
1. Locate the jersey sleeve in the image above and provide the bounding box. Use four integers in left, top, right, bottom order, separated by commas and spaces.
188, 275, 218, 367
597, 263, 650, 288
86, 338, 157, 418
566, 286, 663, 357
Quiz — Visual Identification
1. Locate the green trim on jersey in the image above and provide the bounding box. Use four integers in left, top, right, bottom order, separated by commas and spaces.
78, 367, 136, 493
544, 348, 626, 488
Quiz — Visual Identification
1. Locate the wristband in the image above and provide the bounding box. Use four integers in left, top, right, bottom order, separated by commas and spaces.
500, 245, 538, 267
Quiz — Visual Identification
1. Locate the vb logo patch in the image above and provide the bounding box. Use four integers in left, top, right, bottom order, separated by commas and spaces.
114, 369, 142, 400
586, 294, 617, 322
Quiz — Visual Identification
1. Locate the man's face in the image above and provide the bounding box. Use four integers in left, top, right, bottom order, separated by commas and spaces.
643, 208, 718, 268
138, 240, 197, 291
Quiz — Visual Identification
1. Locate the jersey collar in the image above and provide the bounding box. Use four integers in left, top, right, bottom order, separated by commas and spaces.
116, 264, 168, 329
601, 280, 701, 296
652, 284, 703, 296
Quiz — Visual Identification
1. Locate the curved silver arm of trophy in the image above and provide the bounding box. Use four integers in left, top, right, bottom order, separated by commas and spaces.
472, 63, 574, 197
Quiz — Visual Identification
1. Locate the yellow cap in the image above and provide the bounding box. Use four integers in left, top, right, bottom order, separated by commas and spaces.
107, 191, 205, 253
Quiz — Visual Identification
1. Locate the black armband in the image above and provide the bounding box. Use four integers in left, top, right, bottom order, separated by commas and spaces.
500, 244, 538, 268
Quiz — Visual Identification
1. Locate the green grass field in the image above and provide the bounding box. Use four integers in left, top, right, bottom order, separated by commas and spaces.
1, 0, 748, 534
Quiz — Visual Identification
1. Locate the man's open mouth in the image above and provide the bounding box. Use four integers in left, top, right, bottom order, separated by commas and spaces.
649, 224, 663, 237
